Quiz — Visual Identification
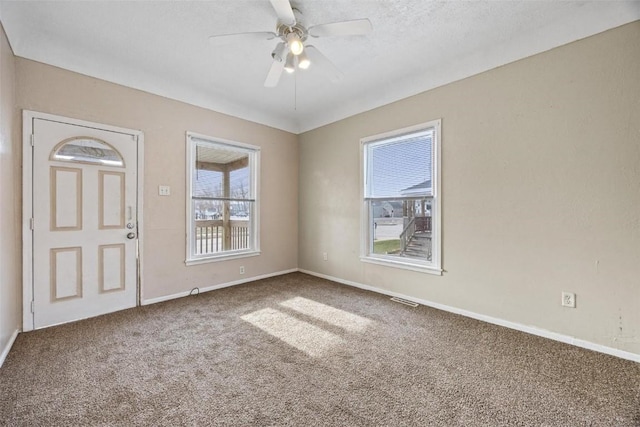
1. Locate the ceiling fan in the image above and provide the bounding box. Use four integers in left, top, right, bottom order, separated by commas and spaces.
209, 0, 372, 87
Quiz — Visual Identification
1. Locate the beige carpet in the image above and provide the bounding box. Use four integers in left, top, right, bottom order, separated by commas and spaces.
1, 272, 639, 426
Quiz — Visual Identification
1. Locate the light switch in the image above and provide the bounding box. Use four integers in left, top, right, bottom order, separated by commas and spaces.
159, 185, 171, 196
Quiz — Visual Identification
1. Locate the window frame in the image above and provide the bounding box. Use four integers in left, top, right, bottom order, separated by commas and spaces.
185, 131, 261, 265
360, 119, 442, 275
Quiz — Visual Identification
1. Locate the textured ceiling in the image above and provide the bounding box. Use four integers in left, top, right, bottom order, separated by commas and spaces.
0, 1, 638, 133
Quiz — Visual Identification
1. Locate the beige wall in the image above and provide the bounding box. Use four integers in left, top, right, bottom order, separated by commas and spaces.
16, 58, 298, 301
0, 21, 19, 354
298, 22, 640, 355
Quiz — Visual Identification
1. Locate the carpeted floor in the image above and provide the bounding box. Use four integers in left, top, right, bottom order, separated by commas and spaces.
1, 272, 639, 426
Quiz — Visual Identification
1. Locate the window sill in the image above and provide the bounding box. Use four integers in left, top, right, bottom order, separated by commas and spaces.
360, 255, 442, 275
186, 250, 260, 266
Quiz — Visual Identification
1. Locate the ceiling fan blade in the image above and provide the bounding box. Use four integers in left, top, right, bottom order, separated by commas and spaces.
308, 19, 372, 37
264, 58, 285, 87
305, 46, 344, 83
269, 0, 296, 26
209, 31, 277, 46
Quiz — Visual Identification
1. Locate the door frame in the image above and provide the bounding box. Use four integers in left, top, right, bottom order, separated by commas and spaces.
22, 110, 145, 332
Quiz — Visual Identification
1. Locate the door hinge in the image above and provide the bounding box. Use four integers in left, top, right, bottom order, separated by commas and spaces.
30, 300, 34, 313
30, 134, 34, 146
30, 218, 34, 230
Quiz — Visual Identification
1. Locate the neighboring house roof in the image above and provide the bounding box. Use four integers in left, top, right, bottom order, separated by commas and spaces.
401, 180, 432, 196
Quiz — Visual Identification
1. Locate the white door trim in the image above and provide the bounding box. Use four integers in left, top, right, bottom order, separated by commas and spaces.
22, 110, 145, 332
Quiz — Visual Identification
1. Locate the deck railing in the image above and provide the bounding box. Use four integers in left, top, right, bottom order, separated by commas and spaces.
399, 217, 416, 253
415, 216, 432, 233
195, 219, 249, 255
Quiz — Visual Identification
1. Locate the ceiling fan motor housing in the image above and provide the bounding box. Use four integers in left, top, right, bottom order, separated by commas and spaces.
276, 22, 308, 43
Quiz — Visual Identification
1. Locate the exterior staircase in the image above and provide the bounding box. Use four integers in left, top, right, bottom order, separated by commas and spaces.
403, 232, 432, 260
399, 215, 432, 261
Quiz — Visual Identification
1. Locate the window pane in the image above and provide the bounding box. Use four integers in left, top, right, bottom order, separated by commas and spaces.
193, 198, 223, 255
368, 130, 432, 198
230, 167, 251, 201
371, 198, 433, 261
193, 197, 222, 220
194, 143, 251, 200
193, 200, 252, 255
193, 168, 224, 199
51, 137, 124, 167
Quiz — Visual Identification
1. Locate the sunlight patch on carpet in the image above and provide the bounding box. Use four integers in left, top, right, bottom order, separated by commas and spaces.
279, 297, 373, 333
241, 308, 344, 357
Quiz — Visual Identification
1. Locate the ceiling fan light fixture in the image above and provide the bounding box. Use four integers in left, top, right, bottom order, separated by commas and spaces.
271, 42, 287, 62
284, 53, 296, 73
298, 50, 310, 69
286, 32, 304, 55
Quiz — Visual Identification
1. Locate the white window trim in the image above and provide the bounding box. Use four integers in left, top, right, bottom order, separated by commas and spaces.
360, 119, 442, 275
185, 131, 260, 265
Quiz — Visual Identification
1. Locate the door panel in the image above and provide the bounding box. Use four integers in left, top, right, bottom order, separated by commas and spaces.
98, 244, 125, 293
50, 166, 82, 230
50, 247, 82, 301
99, 171, 125, 229
32, 118, 138, 329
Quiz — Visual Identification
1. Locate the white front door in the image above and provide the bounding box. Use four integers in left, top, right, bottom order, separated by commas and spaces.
30, 117, 139, 329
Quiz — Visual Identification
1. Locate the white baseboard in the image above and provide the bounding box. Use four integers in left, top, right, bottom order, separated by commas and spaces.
298, 269, 640, 363
141, 268, 299, 306
0, 329, 19, 368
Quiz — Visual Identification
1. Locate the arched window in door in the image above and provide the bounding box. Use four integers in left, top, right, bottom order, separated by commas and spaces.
50, 137, 125, 167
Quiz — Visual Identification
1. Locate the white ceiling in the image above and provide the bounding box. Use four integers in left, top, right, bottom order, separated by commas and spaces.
1, 1, 638, 134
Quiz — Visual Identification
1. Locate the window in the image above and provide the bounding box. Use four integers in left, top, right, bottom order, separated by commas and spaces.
186, 132, 260, 264
361, 119, 441, 274
51, 137, 124, 167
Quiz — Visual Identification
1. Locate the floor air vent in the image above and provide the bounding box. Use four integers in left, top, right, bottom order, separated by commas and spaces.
390, 297, 419, 307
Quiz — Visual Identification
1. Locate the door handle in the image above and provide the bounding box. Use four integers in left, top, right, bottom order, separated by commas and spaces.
127, 232, 136, 239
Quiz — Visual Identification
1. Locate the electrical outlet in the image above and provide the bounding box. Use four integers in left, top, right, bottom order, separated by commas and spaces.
158, 185, 171, 196
561, 292, 576, 308
323, 252, 328, 261
239, 266, 245, 275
